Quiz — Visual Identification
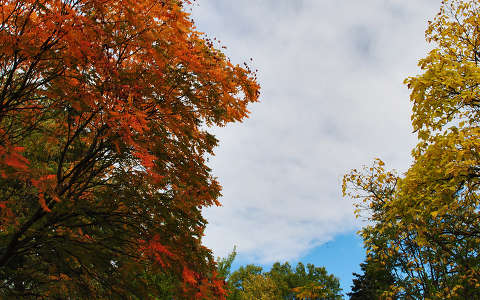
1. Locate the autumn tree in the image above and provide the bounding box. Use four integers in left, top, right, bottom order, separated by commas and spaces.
0, 0, 259, 298
239, 273, 281, 300
344, 0, 480, 298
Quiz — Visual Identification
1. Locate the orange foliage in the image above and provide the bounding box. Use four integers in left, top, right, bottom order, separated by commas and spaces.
0, 0, 258, 298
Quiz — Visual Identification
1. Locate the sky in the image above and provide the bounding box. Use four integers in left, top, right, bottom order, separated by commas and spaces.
189, 0, 441, 294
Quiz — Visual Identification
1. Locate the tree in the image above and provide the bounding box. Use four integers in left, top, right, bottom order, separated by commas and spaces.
266, 262, 296, 297
225, 261, 342, 300
0, 0, 259, 298
216, 246, 238, 297
228, 264, 265, 300
240, 273, 281, 300
217, 246, 238, 281
267, 262, 343, 300
344, 0, 480, 298
289, 263, 343, 300
348, 256, 395, 300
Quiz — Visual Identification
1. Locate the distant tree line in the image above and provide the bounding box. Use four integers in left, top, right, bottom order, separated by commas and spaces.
216, 247, 343, 300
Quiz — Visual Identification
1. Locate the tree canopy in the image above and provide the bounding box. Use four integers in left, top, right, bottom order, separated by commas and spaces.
0, 0, 259, 298
216, 249, 343, 300
347, 255, 395, 300
344, 0, 480, 298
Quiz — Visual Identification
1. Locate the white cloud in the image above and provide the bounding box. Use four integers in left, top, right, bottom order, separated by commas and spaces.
190, 0, 441, 263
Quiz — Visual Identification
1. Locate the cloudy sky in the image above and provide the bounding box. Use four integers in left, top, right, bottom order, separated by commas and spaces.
190, 0, 441, 292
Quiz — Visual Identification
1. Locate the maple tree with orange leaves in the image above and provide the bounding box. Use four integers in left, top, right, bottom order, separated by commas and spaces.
0, 0, 259, 298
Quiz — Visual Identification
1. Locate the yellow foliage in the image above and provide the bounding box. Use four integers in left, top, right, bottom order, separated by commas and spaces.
344, 0, 480, 298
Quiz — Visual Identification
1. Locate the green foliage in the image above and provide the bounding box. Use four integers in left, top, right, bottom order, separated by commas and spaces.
216, 250, 343, 300
228, 264, 264, 299
267, 262, 343, 299
217, 246, 238, 280
348, 256, 395, 300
